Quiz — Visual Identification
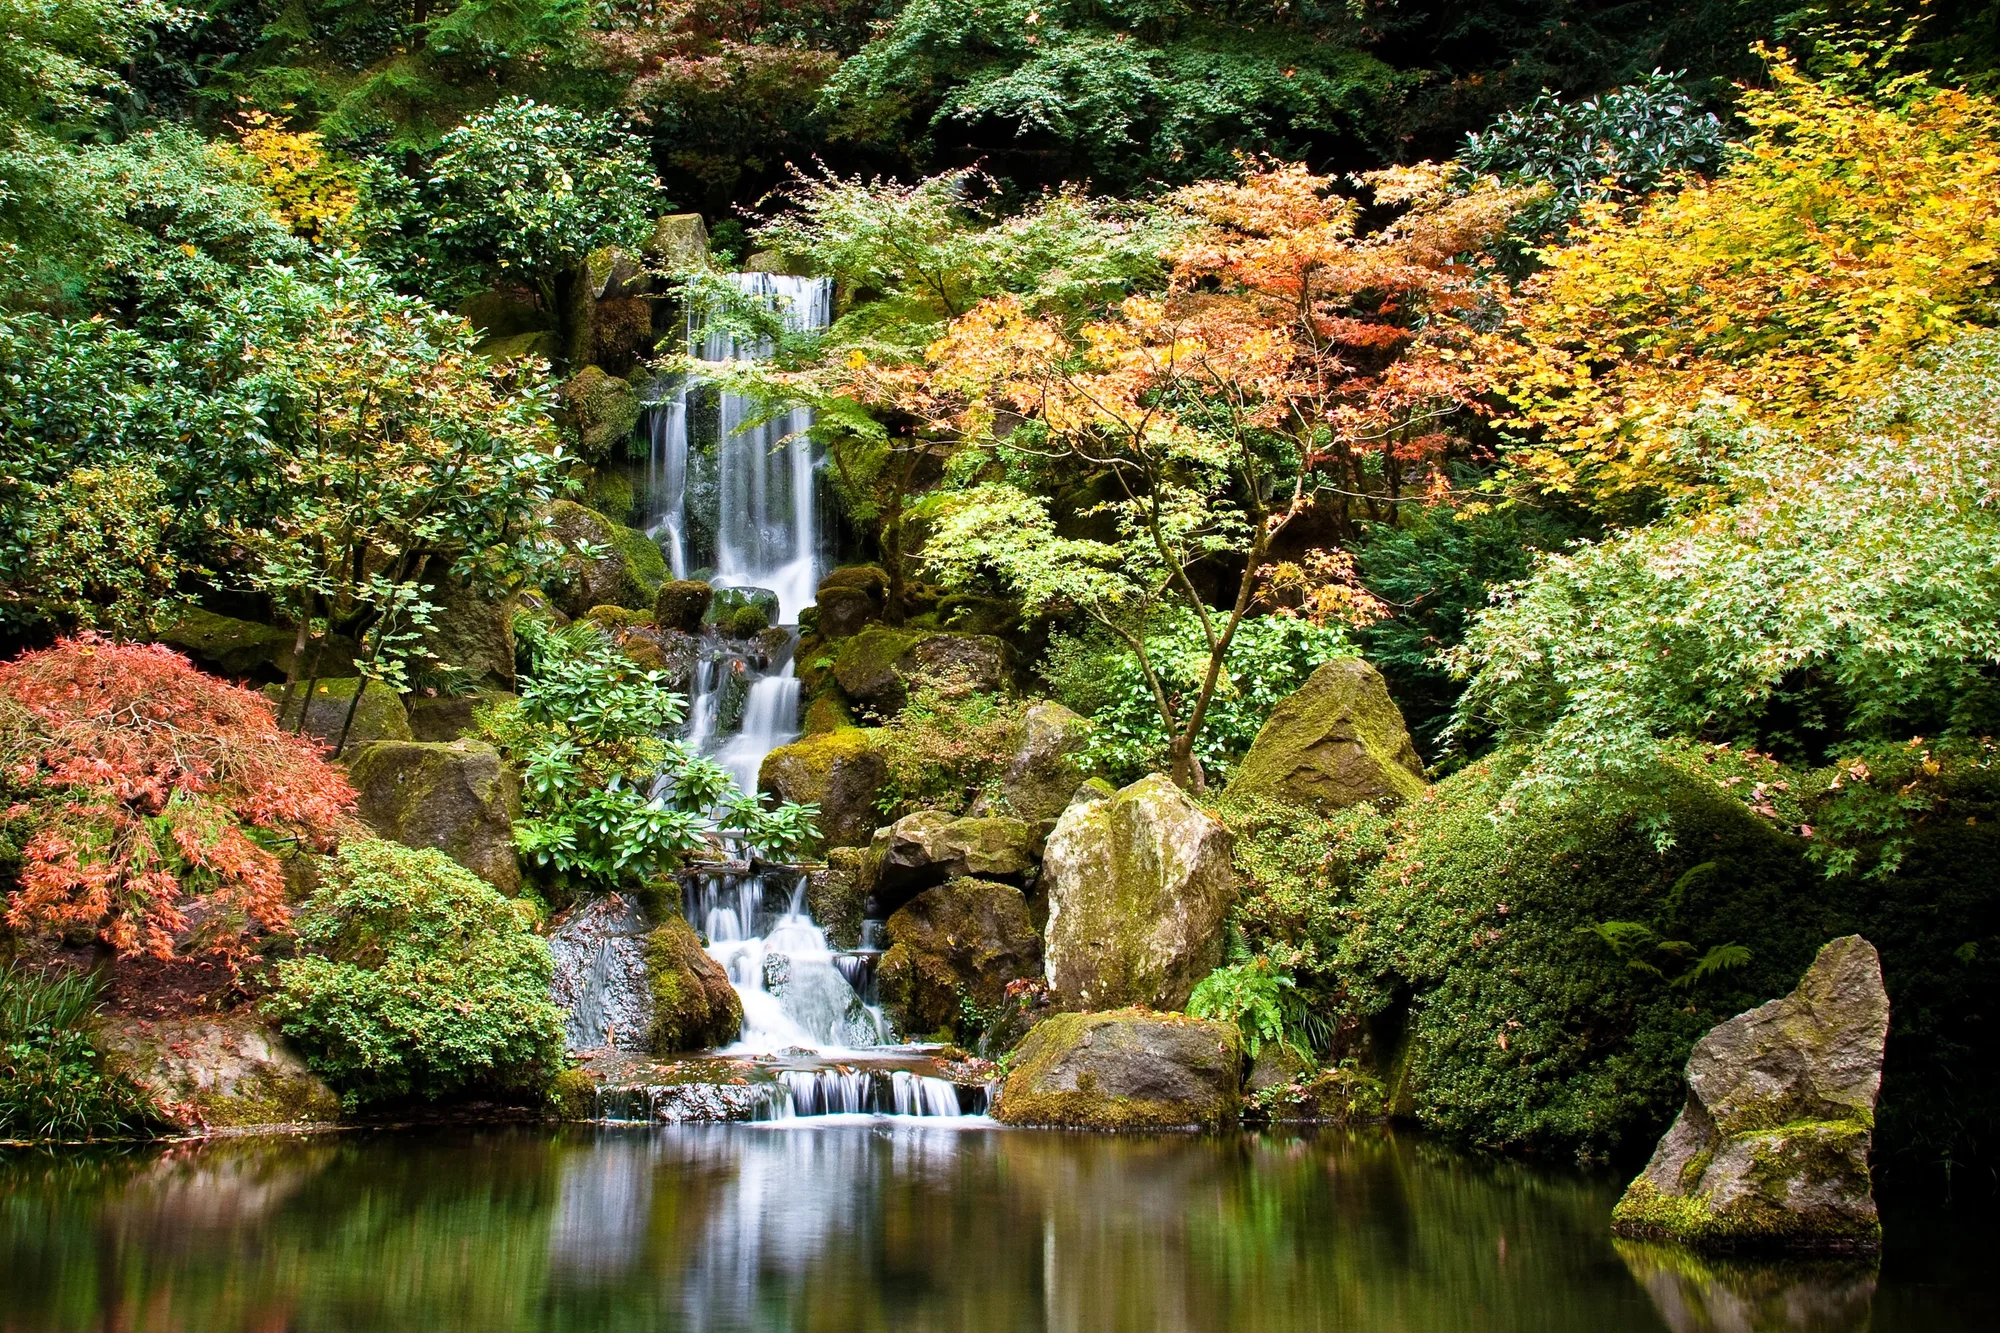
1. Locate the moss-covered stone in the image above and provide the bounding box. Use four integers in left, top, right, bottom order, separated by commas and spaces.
646, 213, 713, 273
878, 878, 1041, 1037
474, 329, 561, 363
807, 852, 868, 950
644, 913, 744, 1053
759, 727, 888, 851
458, 288, 549, 339
1612, 937, 1889, 1252
549, 1066, 598, 1120
1229, 657, 1427, 811
545, 500, 667, 616
992, 1009, 1243, 1131
408, 690, 515, 742
416, 580, 516, 692
802, 690, 855, 735
864, 810, 1036, 911
831, 626, 1013, 715
265, 677, 413, 754
1042, 775, 1236, 1011
580, 466, 638, 525
584, 604, 655, 629
346, 739, 523, 894
655, 579, 714, 633
1000, 702, 1094, 822
155, 606, 300, 679
97, 1012, 342, 1130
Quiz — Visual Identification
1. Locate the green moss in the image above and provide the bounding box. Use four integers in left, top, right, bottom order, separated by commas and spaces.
549, 1067, 597, 1120
802, 690, 855, 735
725, 603, 769, 637
561, 366, 642, 462
996, 1010, 1243, 1131
582, 467, 637, 525
1612, 1120, 1882, 1251
583, 604, 654, 629
644, 915, 744, 1053
194, 1065, 342, 1128
265, 677, 413, 753
606, 521, 669, 597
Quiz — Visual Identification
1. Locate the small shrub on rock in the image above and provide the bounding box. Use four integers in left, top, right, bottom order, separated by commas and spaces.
872, 679, 1025, 819
267, 840, 567, 1106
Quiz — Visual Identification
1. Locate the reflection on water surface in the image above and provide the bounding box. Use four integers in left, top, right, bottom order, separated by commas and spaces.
0, 1123, 1985, 1332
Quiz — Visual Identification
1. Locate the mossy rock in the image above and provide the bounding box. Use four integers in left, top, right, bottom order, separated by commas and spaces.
408, 690, 514, 743
802, 690, 855, 736
98, 1012, 342, 1130
992, 1009, 1244, 1131
759, 727, 887, 851
1000, 702, 1094, 822
265, 678, 413, 754
585, 244, 646, 300
580, 466, 638, 525
545, 500, 667, 616
1042, 775, 1236, 1012
878, 878, 1041, 1037
819, 564, 889, 595
831, 626, 1013, 715
157, 606, 356, 682
584, 604, 655, 630
549, 1067, 598, 1120
416, 580, 516, 692
475, 329, 561, 363
864, 810, 1036, 911
1228, 657, 1427, 811
655, 579, 714, 633
346, 740, 523, 895
645, 913, 744, 1053
647, 213, 713, 274
807, 851, 868, 950
457, 289, 549, 339
937, 593, 1020, 637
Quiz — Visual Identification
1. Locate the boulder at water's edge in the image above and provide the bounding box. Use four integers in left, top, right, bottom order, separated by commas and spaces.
878, 877, 1042, 1037
1041, 775, 1234, 1011
1612, 935, 1891, 1252
993, 1009, 1243, 1130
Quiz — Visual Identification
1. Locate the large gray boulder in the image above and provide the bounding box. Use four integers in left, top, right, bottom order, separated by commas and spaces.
759, 727, 888, 851
346, 740, 523, 895
1228, 657, 1426, 810
992, 1009, 1243, 1130
1612, 936, 1891, 1252
863, 810, 1035, 912
1041, 775, 1235, 1011
878, 878, 1041, 1038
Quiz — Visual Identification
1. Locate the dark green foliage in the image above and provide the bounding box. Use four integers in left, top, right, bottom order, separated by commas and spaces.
0, 965, 153, 1141
1354, 498, 1591, 762
267, 840, 569, 1106
823, 0, 1397, 189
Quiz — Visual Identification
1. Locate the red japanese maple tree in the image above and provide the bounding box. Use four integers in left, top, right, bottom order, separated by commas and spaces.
0, 637, 356, 960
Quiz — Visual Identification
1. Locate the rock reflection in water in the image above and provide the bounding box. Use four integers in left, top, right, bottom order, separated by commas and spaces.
0, 1125, 1986, 1333
1616, 1241, 1878, 1333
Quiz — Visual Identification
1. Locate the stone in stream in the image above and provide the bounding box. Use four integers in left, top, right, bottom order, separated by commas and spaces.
862, 810, 1036, 912
346, 739, 523, 895
878, 877, 1042, 1037
548, 897, 741, 1055
644, 913, 744, 1053
1611, 935, 1891, 1252
993, 1009, 1243, 1130
1041, 774, 1235, 1012
1228, 657, 1427, 811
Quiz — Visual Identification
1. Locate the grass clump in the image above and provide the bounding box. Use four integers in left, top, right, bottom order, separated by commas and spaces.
0, 964, 154, 1141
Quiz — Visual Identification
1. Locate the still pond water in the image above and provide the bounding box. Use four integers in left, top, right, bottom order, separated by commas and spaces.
0, 1121, 1986, 1333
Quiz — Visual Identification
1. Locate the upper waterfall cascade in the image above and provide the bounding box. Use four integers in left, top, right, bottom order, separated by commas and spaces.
638, 273, 899, 1062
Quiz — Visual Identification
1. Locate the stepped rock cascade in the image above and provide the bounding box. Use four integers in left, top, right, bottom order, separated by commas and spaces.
628, 271, 942, 1103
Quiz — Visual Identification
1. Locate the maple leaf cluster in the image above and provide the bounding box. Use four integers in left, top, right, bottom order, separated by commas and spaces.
0, 637, 356, 961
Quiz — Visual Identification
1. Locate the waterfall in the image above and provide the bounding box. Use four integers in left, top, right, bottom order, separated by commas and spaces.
638, 270, 894, 1060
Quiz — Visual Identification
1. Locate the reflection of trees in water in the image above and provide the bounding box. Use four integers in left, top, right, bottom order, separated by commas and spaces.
0, 1125, 1936, 1333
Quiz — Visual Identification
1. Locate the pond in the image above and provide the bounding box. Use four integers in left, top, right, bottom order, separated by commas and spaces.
0, 1122, 1985, 1333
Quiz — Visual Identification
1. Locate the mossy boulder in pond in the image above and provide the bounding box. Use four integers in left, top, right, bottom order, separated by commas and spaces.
1229, 657, 1426, 811
97, 1012, 341, 1129
545, 501, 668, 616
655, 579, 714, 633
265, 678, 412, 754
993, 1009, 1243, 1130
863, 810, 1036, 912
645, 913, 744, 1053
759, 727, 887, 851
1042, 775, 1235, 1011
832, 626, 1013, 715
346, 740, 523, 895
1612, 936, 1890, 1252
878, 878, 1042, 1037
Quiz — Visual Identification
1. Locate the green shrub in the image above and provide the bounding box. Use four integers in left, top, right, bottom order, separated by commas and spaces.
1321, 747, 2000, 1175
873, 679, 1029, 819
725, 602, 770, 638
267, 840, 568, 1107
1045, 613, 1351, 786
0, 964, 153, 1141
1219, 791, 1392, 997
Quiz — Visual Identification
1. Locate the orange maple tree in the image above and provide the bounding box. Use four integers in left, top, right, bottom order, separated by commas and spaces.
0, 638, 355, 960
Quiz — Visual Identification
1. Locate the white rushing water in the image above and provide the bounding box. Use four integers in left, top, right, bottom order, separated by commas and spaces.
639, 271, 902, 1063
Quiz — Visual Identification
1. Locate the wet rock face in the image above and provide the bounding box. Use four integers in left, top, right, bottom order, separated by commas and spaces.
1228, 657, 1427, 811
98, 1012, 341, 1129
878, 878, 1042, 1036
759, 727, 888, 851
1613, 935, 1891, 1252
346, 740, 523, 895
1041, 775, 1235, 1012
831, 627, 1013, 715
548, 895, 654, 1054
863, 810, 1036, 912
993, 1009, 1243, 1130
